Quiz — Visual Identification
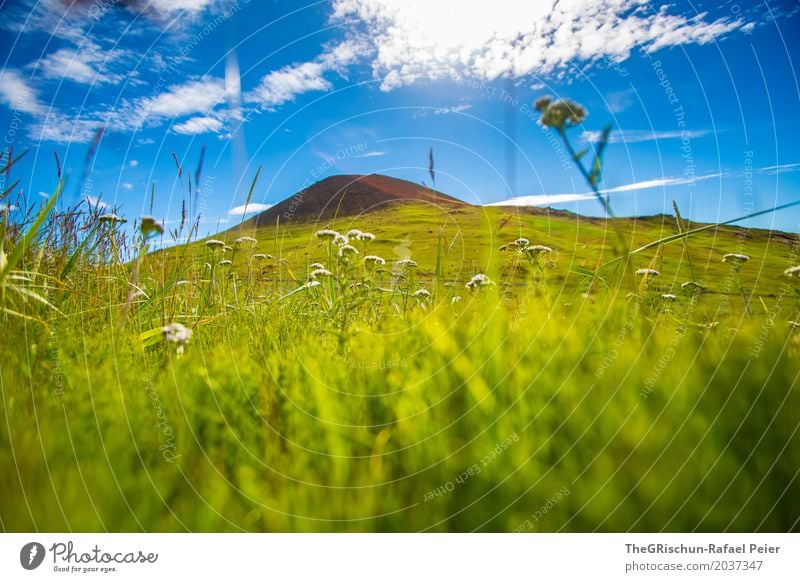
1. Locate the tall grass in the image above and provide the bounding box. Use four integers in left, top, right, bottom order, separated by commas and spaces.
0, 104, 798, 532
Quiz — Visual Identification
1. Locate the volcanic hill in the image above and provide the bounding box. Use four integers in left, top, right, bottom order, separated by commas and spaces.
244, 174, 468, 227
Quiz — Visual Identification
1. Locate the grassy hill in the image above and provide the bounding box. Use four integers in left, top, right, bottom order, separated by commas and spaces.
1, 176, 799, 532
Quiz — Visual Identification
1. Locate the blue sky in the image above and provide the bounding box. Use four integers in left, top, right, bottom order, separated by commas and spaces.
1, 0, 800, 235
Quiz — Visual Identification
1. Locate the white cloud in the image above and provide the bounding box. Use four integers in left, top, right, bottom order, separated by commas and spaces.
332, 0, 748, 89
582, 129, 712, 144
144, 0, 217, 13
355, 151, 386, 158
121, 182, 134, 190
0, 70, 45, 115
434, 103, 473, 115
173, 116, 224, 135
34, 42, 128, 85
129, 159, 139, 168
489, 172, 726, 207
757, 163, 800, 175
31, 112, 103, 143
488, 193, 597, 206
247, 40, 365, 109
228, 203, 273, 216
140, 78, 227, 118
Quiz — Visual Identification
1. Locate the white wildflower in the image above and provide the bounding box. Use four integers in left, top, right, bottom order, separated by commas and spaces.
364, 255, 386, 266
316, 229, 339, 239
309, 262, 325, 270
333, 233, 349, 246
681, 281, 706, 293
357, 232, 376, 241
162, 323, 192, 350
722, 253, 750, 264
338, 244, 359, 257
205, 239, 225, 249
396, 258, 417, 268
310, 268, 332, 279
466, 273, 492, 289
784, 266, 800, 277
98, 213, 126, 224
346, 229, 363, 238
514, 237, 530, 248
635, 268, 660, 277
219, 259, 232, 266
661, 293, 678, 301
235, 236, 257, 245
252, 254, 268, 259
451, 295, 462, 304
412, 289, 431, 299
302, 280, 321, 289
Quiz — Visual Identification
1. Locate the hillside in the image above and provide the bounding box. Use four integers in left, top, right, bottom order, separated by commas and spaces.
206, 175, 798, 298
243, 174, 467, 227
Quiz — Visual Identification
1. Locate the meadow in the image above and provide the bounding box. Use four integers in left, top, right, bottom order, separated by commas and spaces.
1, 99, 799, 532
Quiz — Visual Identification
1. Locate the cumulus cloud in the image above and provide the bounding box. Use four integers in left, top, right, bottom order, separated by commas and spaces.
140, 78, 227, 118
228, 203, 273, 216
247, 40, 366, 109
0, 70, 46, 115
332, 0, 749, 89
173, 116, 224, 135
34, 42, 129, 85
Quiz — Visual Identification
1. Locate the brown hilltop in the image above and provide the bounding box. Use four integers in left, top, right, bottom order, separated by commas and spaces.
244, 174, 468, 227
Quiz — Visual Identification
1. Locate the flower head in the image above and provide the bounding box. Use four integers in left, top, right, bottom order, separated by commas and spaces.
162, 323, 192, 345
364, 255, 386, 266
412, 288, 431, 299
140, 216, 164, 237
466, 273, 492, 289
309, 262, 326, 270
396, 258, 417, 268
514, 237, 530, 248
661, 293, 678, 301
98, 213, 126, 224
525, 245, 553, 259
357, 231, 376, 241
309, 268, 332, 279
252, 253, 268, 260
722, 253, 750, 264
681, 281, 706, 294
301, 280, 321, 290
538, 99, 587, 132
205, 239, 225, 249
635, 268, 660, 277
338, 244, 359, 257
235, 236, 257, 245
346, 229, 363, 238
784, 266, 800, 278
219, 259, 232, 266
316, 229, 339, 240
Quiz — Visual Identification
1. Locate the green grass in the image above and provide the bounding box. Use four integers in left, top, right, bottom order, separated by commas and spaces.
1, 200, 799, 532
